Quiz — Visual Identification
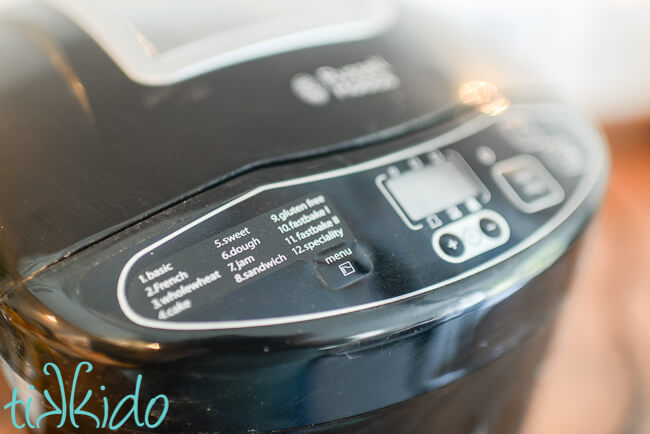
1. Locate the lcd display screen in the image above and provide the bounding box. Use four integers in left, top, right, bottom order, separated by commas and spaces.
384, 157, 481, 221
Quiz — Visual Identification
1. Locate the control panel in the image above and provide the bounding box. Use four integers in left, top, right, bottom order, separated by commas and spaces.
375, 148, 511, 264
432, 209, 510, 264
117, 107, 597, 330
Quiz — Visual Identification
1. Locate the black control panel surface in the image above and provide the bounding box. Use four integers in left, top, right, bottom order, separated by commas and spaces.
117, 106, 599, 330
126, 193, 369, 322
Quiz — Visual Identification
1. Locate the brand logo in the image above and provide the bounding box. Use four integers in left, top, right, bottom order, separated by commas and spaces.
290, 56, 401, 106
2, 361, 169, 430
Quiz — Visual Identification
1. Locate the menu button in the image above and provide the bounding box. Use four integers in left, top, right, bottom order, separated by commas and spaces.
314, 242, 372, 290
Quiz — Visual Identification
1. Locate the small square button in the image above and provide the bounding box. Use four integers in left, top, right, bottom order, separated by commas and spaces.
492, 155, 564, 213
314, 242, 372, 290
338, 261, 356, 276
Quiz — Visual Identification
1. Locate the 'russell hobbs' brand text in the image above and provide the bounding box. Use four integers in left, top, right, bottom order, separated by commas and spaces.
290, 56, 400, 106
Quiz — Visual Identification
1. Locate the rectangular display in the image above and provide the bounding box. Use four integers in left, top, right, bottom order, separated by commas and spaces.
385, 158, 481, 221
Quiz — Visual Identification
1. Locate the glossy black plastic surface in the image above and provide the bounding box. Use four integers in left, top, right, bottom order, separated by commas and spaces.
114, 107, 597, 330
0, 241, 581, 432
0, 4, 609, 433
0, 5, 456, 278
0, 102, 607, 432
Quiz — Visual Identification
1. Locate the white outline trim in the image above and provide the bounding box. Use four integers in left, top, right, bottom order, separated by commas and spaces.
117, 106, 604, 330
375, 173, 423, 230
446, 149, 492, 203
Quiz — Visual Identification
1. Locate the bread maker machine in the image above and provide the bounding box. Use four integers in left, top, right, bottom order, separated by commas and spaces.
0, 1, 608, 433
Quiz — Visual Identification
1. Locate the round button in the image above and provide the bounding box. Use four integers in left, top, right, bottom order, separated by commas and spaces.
476, 146, 496, 165
439, 234, 465, 257
479, 218, 501, 238
463, 228, 482, 245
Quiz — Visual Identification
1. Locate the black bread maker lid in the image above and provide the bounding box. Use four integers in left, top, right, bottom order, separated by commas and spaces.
0, 3, 458, 283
